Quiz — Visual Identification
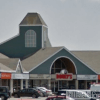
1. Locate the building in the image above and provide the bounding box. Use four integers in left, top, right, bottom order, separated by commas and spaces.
0, 13, 100, 93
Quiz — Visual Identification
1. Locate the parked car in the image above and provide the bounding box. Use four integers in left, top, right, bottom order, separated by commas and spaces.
58, 89, 97, 100
0, 86, 10, 100
33, 87, 48, 97
46, 95, 75, 100
12, 88, 40, 98
32, 87, 44, 97
36, 87, 52, 96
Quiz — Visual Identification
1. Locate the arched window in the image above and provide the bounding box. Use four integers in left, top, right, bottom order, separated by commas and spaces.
51, 59, 66, 74
25, 30, 36, 47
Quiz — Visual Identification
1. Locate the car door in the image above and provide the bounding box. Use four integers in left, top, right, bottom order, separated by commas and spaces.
27, 89, 33, 97
19, 89, 27, 97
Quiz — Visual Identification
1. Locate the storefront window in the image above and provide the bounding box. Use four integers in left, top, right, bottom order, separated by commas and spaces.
23, 80, 26, 88
13, 80, 20, 92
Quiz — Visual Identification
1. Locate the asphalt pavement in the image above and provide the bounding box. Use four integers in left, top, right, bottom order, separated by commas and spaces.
8, 97, 47, 100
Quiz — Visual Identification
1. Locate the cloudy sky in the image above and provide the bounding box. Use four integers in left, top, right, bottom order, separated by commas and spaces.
0, 0, 100, 50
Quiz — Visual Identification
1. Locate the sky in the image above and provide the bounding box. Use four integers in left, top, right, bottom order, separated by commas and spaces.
0, 0, 100, 50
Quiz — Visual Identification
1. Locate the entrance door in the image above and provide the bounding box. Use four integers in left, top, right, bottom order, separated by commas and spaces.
51, 80, 58, 93
59, 80, 68, 89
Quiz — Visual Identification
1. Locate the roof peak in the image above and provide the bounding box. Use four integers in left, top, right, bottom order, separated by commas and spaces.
19, 13, 47, 26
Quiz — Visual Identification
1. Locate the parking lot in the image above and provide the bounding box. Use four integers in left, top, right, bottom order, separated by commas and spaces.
8, 97, 47, 100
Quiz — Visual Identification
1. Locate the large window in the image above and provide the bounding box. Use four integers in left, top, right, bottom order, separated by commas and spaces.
25, 30, 36, 47
51, 59, 66, 74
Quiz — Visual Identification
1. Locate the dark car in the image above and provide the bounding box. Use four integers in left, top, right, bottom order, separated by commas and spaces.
33, 87, 48, 97
12, 88, 40, 98
0, 86, 10, 100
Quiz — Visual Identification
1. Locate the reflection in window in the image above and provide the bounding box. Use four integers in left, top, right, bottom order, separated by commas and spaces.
25, 30, 36, 47
51, 59, 66, 74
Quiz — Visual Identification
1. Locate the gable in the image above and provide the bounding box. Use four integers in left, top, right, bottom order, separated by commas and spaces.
29, 48, 97, 75
16, 61, 23, 73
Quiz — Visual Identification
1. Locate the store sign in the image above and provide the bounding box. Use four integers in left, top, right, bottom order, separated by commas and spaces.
12, 74, 29, 79
98, 75, 100, 80
56, 73, 73, 80
1, 73, 11, 79
77, 75, 98, 80
30, 74, 51, 79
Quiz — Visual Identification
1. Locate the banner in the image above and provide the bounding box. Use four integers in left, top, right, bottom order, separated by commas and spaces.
30, 74, 51, 79
12, 74, 29, 79
1, 73, 11, 79
77, 75, 97, 80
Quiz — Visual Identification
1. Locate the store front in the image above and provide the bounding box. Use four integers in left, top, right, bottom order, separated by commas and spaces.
0, 73, 11, 90
0, 72, 29, 93
29, 74, 51, 89
50, 57, 76, 93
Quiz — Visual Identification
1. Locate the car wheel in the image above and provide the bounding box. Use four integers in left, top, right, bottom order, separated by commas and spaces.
43, 93, 45, 97
1, 96, 5, 100
14, 94, 18, 98
32, 94, 36, 98
40, 93, 43, 97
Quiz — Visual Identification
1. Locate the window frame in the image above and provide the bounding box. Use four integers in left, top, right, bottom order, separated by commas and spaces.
25, 30, 36, 47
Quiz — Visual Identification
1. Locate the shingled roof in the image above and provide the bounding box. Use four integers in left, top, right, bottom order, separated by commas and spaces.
0, 58, 19, 70
71, 51, 100, 74
21, 47, 63, 71
0, 63, 14, 71
20, 13, 47, 26
0, 53, 9, 59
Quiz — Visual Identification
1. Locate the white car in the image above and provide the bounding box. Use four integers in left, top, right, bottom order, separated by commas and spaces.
36, 87, 52, 96
58, 89, 97, 100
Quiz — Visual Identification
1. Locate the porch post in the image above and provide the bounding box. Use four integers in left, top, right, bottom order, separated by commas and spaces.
0, 79, 2, 86
75, 80, 78, 89
10, 79, 13, 93
25, 79, 28, 88
21, 79, 23, 90
84, 80, 87, 89
48, 79, 51, 89
96, 80, 98, 83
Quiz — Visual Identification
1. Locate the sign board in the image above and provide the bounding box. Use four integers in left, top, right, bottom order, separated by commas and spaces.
12, 74, 29, 79
1, 73, 11, 79
30, 74, 51, 79
56, 73, 73, 80
98, 75, 100, 80
77, 75, 98, 80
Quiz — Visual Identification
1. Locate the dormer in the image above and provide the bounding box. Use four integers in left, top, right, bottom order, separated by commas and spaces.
19, 13, 51, 48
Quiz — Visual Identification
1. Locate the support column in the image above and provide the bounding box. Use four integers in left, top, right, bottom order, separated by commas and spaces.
48, 80, 51, 89
10, 79, 13, 93
66, 81, 69, 88
75, 80, 78, 89
0, 79, 2, 86
6, 79, 8, 86
25, 79, 28, 88
21, 79, 23, 90
96, 80, 98, 83
84, 80, 87, 89
54, 81, 55, 93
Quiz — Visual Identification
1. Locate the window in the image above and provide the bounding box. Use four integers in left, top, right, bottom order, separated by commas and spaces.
51, 59, 66, 74
25, 30, 36, 47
